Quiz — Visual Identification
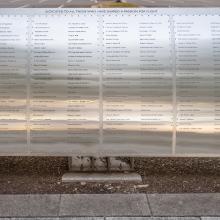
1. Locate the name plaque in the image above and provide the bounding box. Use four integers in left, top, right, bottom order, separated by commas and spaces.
0, 8, 219, 156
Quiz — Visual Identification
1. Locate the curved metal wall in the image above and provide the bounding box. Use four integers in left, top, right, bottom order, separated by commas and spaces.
0, 8, 219, 156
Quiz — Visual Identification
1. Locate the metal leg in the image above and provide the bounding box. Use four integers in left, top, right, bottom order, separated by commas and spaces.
106, 157, 111, 172
68, 156, 72, 171
90, 157, 95, 171
130, 157, 135, 171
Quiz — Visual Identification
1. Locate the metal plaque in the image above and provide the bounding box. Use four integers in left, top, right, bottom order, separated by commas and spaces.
0, 8, 219, 156
0, 14, 28, 154
174, 14, 220, 155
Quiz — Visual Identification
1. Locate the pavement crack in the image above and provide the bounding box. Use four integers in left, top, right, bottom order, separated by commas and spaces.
146, 194, 153, 216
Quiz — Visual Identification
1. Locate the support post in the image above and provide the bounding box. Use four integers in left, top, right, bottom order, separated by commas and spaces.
62, 156, 142, 183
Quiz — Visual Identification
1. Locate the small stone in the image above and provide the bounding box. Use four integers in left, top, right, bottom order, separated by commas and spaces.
80, 182, 86, 186
136, 184, 149, 188
57, 181, 61, 185
178, 200, 183, 205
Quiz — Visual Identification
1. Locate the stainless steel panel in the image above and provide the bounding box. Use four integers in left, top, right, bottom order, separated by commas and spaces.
0, 14, 28, 153
0, 8, 219, 156
102, 13, 173, 155
174, 14, 220, 154
29, 14, 100, 154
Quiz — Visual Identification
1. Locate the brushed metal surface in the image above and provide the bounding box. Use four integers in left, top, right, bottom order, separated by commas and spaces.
29, 14, 100, 154
102, 13, 173, 155
0, 8, 219, 156
0, 14, 28, 153
174, 14, 220, 154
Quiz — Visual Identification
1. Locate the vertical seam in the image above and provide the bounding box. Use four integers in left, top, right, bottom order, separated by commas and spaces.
26, 14, 31, 154
146, 194, 153, 216
99, 12, 104, 146
169, 14, 177, 155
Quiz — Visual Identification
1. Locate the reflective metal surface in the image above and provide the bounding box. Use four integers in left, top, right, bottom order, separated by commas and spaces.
0, 14, 28, 153
174, 14, 220, 154
29, 14, 100, 154
102, 13, 173, 155
0, 8, 219, 156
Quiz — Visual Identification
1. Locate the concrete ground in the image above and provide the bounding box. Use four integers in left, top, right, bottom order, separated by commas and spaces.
0, 193, 219, 219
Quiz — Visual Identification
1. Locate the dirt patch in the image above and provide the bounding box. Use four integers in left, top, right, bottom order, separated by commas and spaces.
0, 157, 219, 194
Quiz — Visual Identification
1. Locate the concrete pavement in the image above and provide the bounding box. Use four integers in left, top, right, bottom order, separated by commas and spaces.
0, 193, 219, 219
0, 218, 218, 220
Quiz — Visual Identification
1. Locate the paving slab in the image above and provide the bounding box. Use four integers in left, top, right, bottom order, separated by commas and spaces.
0, 218, 214, 220
148, 193, 220, 217
0, 195, 29, 217
106, 217, 200, 220
28, 195, 60, 217
59, 194, 150, 217
0, 195, 60, 217
201, 218, 220, 220
60, 218, 103, 220
6, 218, 103, 220
0, 218, 201, 220
14, 219, 57, 220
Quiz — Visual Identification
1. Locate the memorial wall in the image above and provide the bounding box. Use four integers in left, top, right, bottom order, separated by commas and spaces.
0, 8, 219, 156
